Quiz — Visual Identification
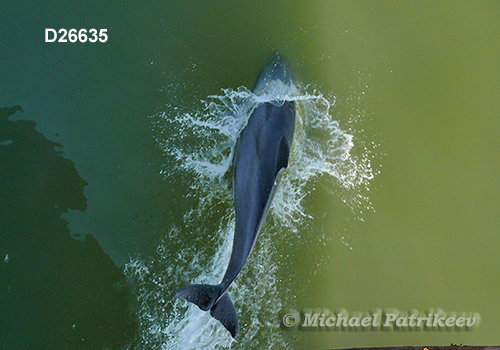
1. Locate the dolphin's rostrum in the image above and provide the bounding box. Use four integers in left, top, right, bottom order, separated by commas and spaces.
175, 53, 297, 338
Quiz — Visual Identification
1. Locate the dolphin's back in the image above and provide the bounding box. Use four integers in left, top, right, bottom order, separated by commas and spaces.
233, 101, 295, 246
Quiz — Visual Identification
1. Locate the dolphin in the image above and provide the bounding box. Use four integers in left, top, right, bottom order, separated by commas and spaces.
175, 53, 297, 338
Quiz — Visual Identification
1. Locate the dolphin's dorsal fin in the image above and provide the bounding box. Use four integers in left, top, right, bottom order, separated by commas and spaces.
275, 136, 290, 177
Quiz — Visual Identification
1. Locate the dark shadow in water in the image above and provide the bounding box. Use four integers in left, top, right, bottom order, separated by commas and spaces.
0, 106, 136, 349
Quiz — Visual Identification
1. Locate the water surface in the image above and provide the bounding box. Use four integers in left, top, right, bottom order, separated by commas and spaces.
1, 1, 499, 349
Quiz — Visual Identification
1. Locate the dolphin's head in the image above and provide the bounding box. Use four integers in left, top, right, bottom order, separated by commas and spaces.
252, 53, 297, 96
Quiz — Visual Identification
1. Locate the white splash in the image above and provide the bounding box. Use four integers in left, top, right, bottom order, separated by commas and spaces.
125, 83, 376, 349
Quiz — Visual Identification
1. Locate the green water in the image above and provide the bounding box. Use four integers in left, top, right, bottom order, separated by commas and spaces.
1, 0, 499, 349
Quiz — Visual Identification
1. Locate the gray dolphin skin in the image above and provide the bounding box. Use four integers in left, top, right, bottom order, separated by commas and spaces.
175, 53, 297, 338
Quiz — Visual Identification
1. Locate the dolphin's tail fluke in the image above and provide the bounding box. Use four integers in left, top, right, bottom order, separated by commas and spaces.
210, 291, 239, 338
175, 284, 239, 338
175, 284, 220, 311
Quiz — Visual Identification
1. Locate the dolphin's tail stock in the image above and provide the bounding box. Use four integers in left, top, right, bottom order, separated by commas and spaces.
175, 284, 239, 338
